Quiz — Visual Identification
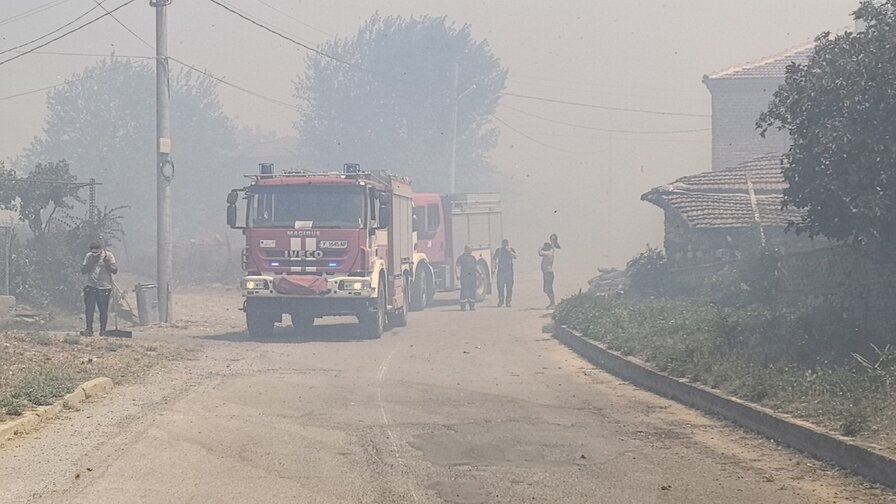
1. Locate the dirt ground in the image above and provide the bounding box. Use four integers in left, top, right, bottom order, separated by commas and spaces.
0, 286, 231, 421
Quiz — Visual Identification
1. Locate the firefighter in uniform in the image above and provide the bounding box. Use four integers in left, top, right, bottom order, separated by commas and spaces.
492, 238, 517, 307
456, 245, 479, 311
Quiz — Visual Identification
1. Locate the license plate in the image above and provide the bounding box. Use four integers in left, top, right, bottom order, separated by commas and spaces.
319, 240, 348, 249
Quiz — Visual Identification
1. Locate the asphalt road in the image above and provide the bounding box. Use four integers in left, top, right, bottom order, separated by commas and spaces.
0, 275, 893, 503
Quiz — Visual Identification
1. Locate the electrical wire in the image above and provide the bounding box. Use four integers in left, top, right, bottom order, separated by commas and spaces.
0, 0, 109, 56
491, 114, 594, 155
498, 103, 711, 135
252, 0, 332, 37
90, 0, 154, 50
0, 0, 141, 68
500, 91, 711, 118
4, 50, 150, 58
0, 0, 76, 28
169, 57, 298, 111
206, 0, 369, 73
0, 58, 153, 102
213, 0, 317, 46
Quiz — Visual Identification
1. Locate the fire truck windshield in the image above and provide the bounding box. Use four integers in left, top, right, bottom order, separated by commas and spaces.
249, 185, 366, 229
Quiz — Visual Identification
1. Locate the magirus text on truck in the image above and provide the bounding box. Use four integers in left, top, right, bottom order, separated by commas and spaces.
226, 163, 425, 339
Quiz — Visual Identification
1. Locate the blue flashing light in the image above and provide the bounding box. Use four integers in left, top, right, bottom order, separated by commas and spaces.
328, 262, 338, 267
270, 261, 281, 267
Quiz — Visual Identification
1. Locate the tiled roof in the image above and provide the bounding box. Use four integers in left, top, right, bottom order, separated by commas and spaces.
642, 154, 805, 229
706, 42, 815, 80
653, 154, 788, 195
657, 193, 803, 229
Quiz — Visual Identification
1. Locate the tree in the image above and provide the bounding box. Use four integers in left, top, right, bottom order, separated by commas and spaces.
17, 57, 237, 244
294, 14, 508, 192
0, 159, 82, 237
758, 1, 896, 247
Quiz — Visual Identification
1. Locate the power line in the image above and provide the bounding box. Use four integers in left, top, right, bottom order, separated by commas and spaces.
492, 115, 593, 155
213, 0, 317, 46
4, 50, 150, 58
498, 103, 711, 135
206, 0, 368, 73
0, 0, 108, 56
0, 0, 141, 68
252, 0, 332, 37
500, 91, 711, 118
0, 58, 153, 102
0, 0, 75, 28
169, 57, 298, 111
90, 0, 154, 50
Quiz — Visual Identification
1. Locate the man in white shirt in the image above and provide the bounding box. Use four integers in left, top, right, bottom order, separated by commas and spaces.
81, 242, 118, 336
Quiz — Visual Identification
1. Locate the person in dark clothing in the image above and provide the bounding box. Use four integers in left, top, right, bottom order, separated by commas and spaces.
456, 245, 479, 311
492, 238, 517, 307
81, 242, 118, 336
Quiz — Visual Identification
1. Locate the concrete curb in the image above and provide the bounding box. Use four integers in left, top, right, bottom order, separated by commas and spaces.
0, 377, 113, 445
553, 325, 896, 489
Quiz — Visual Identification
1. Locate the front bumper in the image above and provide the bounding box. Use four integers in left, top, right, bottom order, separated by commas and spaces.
241, 275, 375, 299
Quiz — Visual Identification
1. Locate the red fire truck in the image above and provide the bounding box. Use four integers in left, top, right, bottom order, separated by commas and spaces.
409, 193, 503, 309
226, 164, 419, 339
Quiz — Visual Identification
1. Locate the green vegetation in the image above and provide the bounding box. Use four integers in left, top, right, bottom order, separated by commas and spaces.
759, 0, 896, 247
0, 367, 84, 416
554, 293, 896, 441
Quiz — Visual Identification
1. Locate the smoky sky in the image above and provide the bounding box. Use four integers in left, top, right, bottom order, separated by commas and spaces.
0, 0, 858, 272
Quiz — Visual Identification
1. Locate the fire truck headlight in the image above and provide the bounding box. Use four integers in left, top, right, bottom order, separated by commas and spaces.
339, 279, 371, 291
243, 279, 270, 290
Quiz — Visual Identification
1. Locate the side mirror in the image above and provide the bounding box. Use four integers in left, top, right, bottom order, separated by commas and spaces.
226, 190, 239, 205
226, 204, 238, 228
377, 199, 392, 229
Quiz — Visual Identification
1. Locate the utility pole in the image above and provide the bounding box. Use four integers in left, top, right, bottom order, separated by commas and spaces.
449, 61, 476, 194
449, 60, 459, 194
153, 0, 173, 322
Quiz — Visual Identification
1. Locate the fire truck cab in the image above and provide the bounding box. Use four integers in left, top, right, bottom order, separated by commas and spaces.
227, 164, 417, 339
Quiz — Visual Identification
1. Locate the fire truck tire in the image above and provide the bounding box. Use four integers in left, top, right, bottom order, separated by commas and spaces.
425, 269, 435, 306
359, 282, 386, 339
475, 261, 490, 302
409, 266, 428, 312
246, 308, 276, 339
390, 277, 410, 327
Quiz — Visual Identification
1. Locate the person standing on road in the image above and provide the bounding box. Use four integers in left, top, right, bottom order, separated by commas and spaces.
539, 241, 556, 309
456, 245, 478, 311
81, 242, 118, 336
492, 238, 517, 307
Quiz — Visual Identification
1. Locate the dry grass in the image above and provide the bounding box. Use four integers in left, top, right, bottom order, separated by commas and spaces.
0, 330, 180, 419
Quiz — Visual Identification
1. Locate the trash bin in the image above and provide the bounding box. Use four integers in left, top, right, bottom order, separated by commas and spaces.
135, 283, 160, 325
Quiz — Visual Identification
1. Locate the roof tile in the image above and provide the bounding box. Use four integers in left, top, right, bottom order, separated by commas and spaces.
706, 42, 815, 80
642, 154, 805, 229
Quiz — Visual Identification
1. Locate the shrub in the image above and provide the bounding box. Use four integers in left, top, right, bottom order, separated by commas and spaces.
553, 292, 895, 441
626, 246, 673, 297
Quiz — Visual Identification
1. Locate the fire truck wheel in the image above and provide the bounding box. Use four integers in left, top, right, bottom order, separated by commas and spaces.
359, 283, 386, 339
246, 308, 276, 339
390, 277, 410, 327
425, 268, 435, 306
409, 267, 428, 312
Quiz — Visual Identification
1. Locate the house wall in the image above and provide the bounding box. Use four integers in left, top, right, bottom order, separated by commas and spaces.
705, 77, 791, 171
